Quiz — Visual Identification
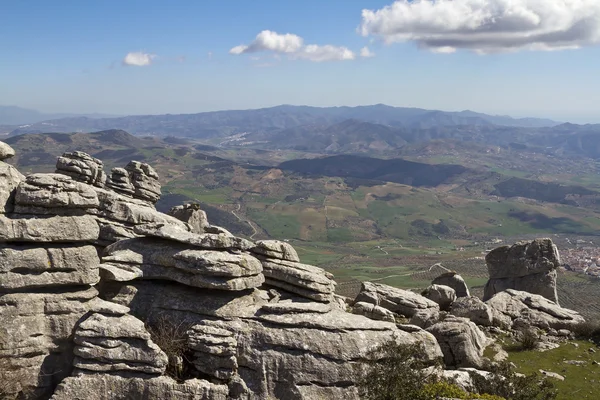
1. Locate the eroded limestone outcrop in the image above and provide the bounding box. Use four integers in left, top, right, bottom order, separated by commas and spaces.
483, 238, 560, 303
0, 147, 447, 399
0, 145, 589, 400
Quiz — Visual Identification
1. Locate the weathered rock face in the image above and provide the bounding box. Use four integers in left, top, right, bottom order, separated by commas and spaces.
426, 316, 488, 369
101, 237, 265, 291
355, 281, 439, 317
450, 296, 494, 327
0, 140, 15, 160
352, 301, 396, 322
0, 214, 100, 243
486, 289, 585, 331
251, 240, 300, 262
432, 272, 470, 298
14, 173, 99, 214
56, 151, 106, 187
0, 161, 25, 213
0, 244, 99, 290
106, 167, 135, 196
168, 204, 209, 234
484, 238, 560, 303
73, 313, 168, 375
51, 375, 229, 400
423, 284, 456, 311
125, 161, 161, 204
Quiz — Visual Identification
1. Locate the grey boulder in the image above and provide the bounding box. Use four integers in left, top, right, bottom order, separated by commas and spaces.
355, 281, 439, 317
251, 240, 300, 262
168, 204, 209, 233
426, 315, 488, 368
0, 214, 99, 242
56, 151, 106, 187
0, 140, 15, 160
432, 271, 470, 298
423, 284, 456, 311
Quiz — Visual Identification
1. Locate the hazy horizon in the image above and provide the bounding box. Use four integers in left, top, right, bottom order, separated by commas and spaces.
3, 1, 600, 124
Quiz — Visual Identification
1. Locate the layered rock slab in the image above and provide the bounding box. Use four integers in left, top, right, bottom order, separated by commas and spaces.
259, 258, 335, 302
0, 214, 99, 243
0, 244, 99, 290
73, 313, 168, 375
486, 289, 585, 331
355, 281, 439, 317
101, 237, 264, 290
56, 151, 106, 187
51, 375, 229, 400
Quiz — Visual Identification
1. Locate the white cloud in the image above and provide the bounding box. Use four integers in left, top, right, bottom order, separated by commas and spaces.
295, 45, 356, 62
360, 46, 375, 57
122, 52, 156, 66
359, 0, 600, 54
229, 30, 303, 54
230, 30, 355, 62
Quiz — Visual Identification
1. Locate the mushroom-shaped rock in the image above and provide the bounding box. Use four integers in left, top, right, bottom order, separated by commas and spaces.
484, 238, 560, 303
0, 140, 15, 160
355, 281, 439, 318
56, 151, 106, 187
423, 284, 456, 311
432, 271, 470, 298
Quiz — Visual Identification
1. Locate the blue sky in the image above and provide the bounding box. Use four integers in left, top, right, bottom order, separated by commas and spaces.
2, 0, 600, 122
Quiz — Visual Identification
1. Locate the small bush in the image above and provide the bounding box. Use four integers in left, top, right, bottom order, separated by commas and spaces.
146, 314, 194, 380
517, 328, 540, 351
572, 320, 600, 340
472, 360, 558, 400
359, 342, 440, 400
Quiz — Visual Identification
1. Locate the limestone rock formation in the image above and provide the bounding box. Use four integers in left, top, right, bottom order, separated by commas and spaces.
259, 257, 336, 302
251, 240, 300, 262
4, 146, 588, 400
355, 281, 439, 317
14, 173, 99, 214
486, 289, 585, 331
0, 160, 24, 214
432, 271, 470, 298
100, 237, 264, 290
106, 167, 135, 196
423, 284, 456, 311
0, 140, 15, 160
168, 203, 209, 233
125, 161, 161, 203
426, 315, 488, 368
484, 238, 560, 303
352, 301, 396, 322
56, 151, 106, 187
73, 313, 168, 375
450, 296, 494, 327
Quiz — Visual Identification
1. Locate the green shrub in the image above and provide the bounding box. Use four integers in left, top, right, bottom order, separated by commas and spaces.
472, 360, 558, 400
517, 328, 540, 351
360, 341, 557, 400
572, 320, 600, 340
359, 342, 440, 400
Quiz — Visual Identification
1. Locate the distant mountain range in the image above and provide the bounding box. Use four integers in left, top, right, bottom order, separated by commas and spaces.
0, 106, 120, 126
4, 104, 560, 137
